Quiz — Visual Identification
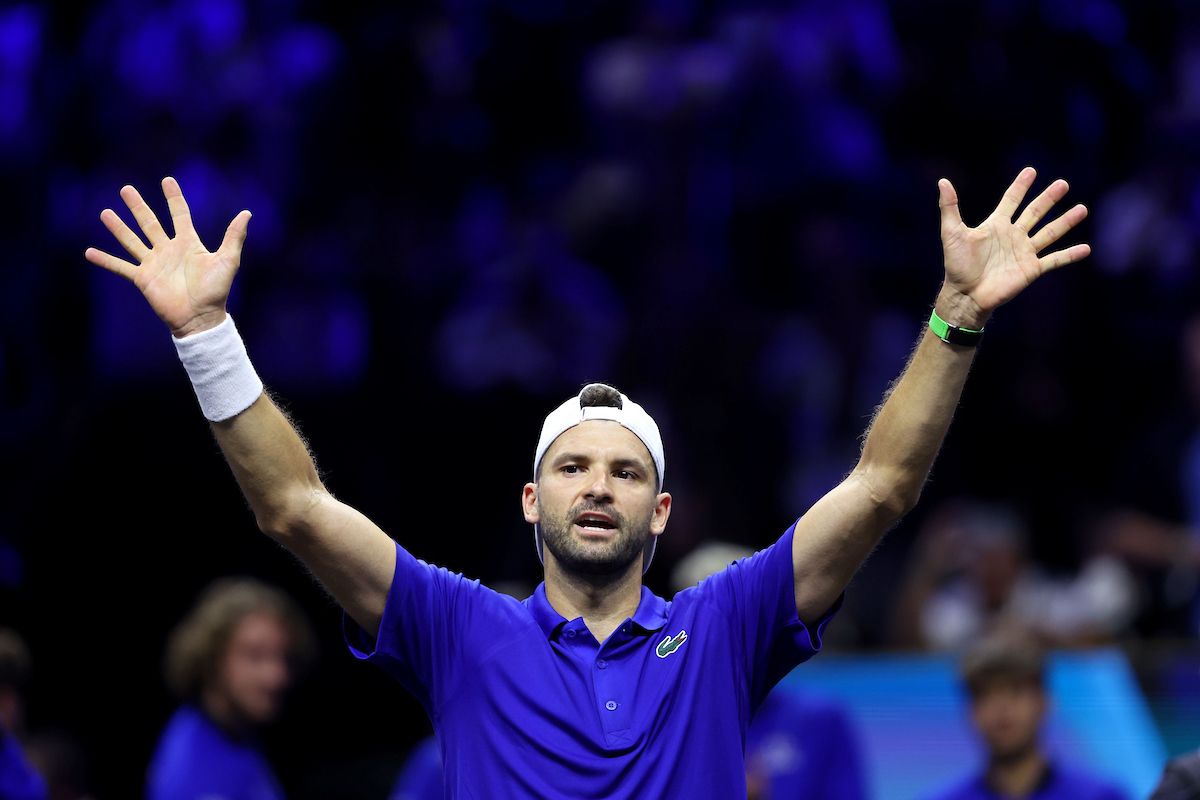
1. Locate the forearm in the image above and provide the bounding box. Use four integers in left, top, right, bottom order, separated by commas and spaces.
171, 312, 328, 538
856, 284, 987, 511
791, 286, 985, 622
210, 391, 327, 537
791, 169, 1088, 624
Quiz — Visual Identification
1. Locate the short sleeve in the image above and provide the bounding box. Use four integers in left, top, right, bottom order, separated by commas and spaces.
689, 521, 842, 709
343, 541, 488, 712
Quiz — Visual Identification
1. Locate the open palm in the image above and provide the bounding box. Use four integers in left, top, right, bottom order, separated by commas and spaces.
939, 167, 1090, 313
85, 177, 251, 338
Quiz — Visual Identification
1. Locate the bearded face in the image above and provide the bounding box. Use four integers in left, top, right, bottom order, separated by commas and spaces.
523, 420, 671, 579
538, 499, 652, 577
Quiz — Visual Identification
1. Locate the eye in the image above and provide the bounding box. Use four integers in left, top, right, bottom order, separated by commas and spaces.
561, 465, 582, 475
615, 470, 636, 480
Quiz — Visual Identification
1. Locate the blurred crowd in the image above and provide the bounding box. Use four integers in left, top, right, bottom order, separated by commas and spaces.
6, 0, 1200, 796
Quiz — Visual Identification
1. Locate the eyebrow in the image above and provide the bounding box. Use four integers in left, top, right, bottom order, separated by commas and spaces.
551, 453, 651, 473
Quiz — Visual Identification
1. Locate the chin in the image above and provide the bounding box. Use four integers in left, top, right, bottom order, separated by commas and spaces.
240, 699, 281, 726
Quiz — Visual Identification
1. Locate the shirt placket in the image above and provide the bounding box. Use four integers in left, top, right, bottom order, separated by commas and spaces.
592, 621, 634, 743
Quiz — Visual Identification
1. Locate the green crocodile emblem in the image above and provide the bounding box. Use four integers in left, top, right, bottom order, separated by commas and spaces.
656, 629, 688, 659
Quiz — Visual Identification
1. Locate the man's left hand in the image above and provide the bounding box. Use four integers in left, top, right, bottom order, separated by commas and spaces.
937, 166, 1090, 329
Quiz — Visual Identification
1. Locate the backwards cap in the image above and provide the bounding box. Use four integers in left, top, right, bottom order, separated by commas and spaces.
532, 383, 665, 573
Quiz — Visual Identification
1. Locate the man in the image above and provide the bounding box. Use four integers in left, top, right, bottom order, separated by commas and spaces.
890, 499, 1136, 650
146, 578, 316, 800
0, 629, 46, 800
391, 543, 869, 800
86, 167, 1088, 797
926, 633, 1126, 800
1151, 748, 1200, 799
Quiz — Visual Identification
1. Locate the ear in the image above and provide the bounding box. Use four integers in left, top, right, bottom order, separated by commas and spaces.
522, 482, 539, 524
649, 492, 672, 535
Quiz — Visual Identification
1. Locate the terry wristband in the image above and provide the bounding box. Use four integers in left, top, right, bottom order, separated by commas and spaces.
172, 314, 264, 421
928, 308, 984, 347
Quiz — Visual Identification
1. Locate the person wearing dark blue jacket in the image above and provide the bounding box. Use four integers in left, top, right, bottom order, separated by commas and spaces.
926, 633, 1126, 800
146, 578, 315, 800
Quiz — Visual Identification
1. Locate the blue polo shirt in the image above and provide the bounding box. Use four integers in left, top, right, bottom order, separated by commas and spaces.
926, 760, 1128, 800
0, 734, 46, 800
146, 705, 285, 800
745, 690, 867, 800
345, 520, 838, 799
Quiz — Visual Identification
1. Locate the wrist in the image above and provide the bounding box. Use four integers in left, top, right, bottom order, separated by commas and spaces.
173, 313, 263, 421
935, 285, 991, 331
172, 309, 229, 339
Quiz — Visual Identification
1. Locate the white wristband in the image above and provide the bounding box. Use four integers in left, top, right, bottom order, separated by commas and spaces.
173, 314, 264, 422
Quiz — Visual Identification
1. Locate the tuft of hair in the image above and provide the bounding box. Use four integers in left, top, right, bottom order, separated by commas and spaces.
164, 577, 317, 700
0, 629, 31, 691
579, 383, 623, 409
961, 630, 1046, 698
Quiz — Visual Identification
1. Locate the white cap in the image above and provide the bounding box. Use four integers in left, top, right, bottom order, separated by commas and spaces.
532, 383, 665, 573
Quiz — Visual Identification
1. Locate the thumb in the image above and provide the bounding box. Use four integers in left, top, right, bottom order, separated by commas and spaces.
218, 210, 252, 263
938, 178, 963, 235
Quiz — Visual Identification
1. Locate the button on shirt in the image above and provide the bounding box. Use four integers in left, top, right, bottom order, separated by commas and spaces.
344, 521, 840, 799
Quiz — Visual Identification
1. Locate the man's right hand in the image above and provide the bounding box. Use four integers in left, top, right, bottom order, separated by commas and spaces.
85, 177, 252, 339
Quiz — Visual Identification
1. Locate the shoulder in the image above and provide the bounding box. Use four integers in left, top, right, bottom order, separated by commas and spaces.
922, 773, 985, 800
148, 707, 267, 797
1050, 763, 1128, 800
152, 706, 218, 754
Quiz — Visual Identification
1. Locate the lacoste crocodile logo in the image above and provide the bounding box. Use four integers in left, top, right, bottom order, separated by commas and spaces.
656, 630, 688, 659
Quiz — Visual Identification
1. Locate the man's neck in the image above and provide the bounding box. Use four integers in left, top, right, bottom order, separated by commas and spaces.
544, 560, 643, 644
985, 747, 1048, 798
200, 688, 250, 740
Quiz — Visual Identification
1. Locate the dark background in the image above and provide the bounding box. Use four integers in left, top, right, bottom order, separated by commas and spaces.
4, 0, 1200, 796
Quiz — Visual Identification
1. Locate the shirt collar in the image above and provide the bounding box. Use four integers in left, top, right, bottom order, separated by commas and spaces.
525, 583, 669, 640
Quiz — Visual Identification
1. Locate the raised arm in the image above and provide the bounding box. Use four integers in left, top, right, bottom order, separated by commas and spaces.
85, 178, 395, 636
790, 168, 1090, 625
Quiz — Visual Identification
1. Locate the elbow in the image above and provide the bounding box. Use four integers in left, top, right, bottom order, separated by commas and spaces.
883, 491, 920, 521
854, 464, 921, 522
255, 485, 325, 541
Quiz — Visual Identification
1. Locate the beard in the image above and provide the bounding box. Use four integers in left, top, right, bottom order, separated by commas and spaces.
539, 500, 651, 577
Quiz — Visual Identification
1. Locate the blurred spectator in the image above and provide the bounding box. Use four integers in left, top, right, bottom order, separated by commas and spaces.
925, 633, 1126, 800
1098, 315, 1200, 638
146, 578, 316, 800
890, 500, 1136, 650
0, 628, 46, 800
389, 736, 441, 800
23, 731, 93, 800
743, 690, 868, 800
1150, 748, 1200, 800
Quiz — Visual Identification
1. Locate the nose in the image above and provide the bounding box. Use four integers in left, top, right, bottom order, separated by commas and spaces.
585, 471, 614, 502
261, 654, 290, 691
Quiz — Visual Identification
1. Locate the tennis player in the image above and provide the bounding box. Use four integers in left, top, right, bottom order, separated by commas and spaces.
86, 168, 1088, 798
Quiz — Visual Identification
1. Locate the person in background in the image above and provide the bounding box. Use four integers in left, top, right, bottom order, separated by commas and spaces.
890, 500, 1135, 650
0, 628, 47, 800
389, 736, 442, 800
1150, 748, 1200, 799
1097, 315, 1200, 637
925, 633, 1126, 800
147, 578, 316, 800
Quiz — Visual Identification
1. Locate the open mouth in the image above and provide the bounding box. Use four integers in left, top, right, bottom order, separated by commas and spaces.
574, 513, 618, 532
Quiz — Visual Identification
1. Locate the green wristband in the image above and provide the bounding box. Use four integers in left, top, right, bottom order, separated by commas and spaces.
929, 309, 984, 347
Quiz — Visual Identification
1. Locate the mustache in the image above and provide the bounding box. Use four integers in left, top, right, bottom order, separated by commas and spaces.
568, 502, 626, 528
